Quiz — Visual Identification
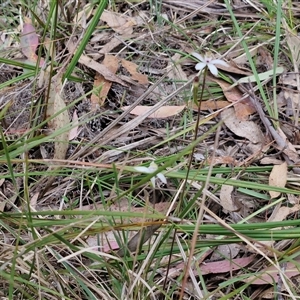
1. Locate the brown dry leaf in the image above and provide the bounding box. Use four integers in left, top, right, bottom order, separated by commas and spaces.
261, 277, 300, 299
69, 110, 79, 141
79, 54, 125, 86
220, 183, 239, 212
287, 194, 300, 205
167, 254, 255, 278
210, 77, 256, 120
279, 73, 299, 87
121, 59, 149, 85
191, 100, 230, 111
47, 77, 70, 160
67, 39, 125, 86
284, 89, 298, 117
198, 255, 255, 275
99, 36, 124, 55
244, 259, 300, 285
269, 162, 287, 199
167, 53, 188, 81
121, 105, 186, 119
253, 203, 300, 252
100, 10, 135, 35
232, 47, 258, 65
91, 55, 119, 108
210, 244, 240, 261
206, 155, 238, 166
284, 22, 300, 66
90, 74, 103, 108
215, 60, 252, 75
277, 127, 299, 163
221, 108, 264, 154
260, 157, 285, 165
73, 3, 94, 25
269, 204, 300, 223
233, 99, 257, 121
257, 47, 274, 70
20, 19, 45, 67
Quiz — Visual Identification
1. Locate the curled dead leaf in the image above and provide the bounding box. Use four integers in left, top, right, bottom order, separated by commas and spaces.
121, 105, 186, 119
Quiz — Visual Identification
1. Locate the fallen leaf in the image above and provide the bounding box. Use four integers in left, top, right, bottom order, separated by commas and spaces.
284, 21, 300, 66
276, 127, 299, 163
20, 20, 45, 67
99, 36, 124, 55
166, 53, 188, 81
244, 259, 300, 285
100, 10, 135, 35
283, 89, 298, 117
165, 254, 255, 278
220, 183, 239, 212
191, 100, 230, 111
269, 162, 287, 199
261, 279, 300, 299
210, 244, 240, 261
269, 204, 300, 223
234, 99, 257, 121
199, 255, 255, 275
69, 110, 79, 141
67, 40, 126, 86
91, 55, 119, 108
79, 54, 125, 86
260, 157, 285, 165
121, 105, 186, 119
257, 47, 274, 70
221, 107, 264, 144
210, 76, 256, 120
47, 77, 70, 160
253, 203, 300, 252
279, 73, 299, 87
73, 3, 94, 25
216, 60, 253, 75
206, 155, 238, 166
232, 47, 258, 65
121, 59, 149, 85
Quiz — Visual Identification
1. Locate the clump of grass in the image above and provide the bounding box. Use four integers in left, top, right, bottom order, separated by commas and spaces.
1, 0, 300, 299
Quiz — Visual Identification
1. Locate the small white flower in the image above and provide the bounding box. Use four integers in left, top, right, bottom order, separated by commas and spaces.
191, 52, 229, 76
134, 162, 167, 188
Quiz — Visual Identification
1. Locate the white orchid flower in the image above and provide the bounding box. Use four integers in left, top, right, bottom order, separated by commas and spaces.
134, 162, 167, 188
191, 52, 229, 76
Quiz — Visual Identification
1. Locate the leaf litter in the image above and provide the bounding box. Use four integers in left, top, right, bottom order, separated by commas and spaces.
1, 1, 300, 299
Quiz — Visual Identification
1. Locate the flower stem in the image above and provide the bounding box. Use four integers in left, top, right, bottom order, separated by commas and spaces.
179, 66, 208, 300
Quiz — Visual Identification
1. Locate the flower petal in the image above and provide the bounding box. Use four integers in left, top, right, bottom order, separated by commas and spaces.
207, 63, 218, 76
150, 177, 156, 187
134, 166, 152, 173
195, 62, 206, 71
148, 162, 158, 172
191, 52, 204, 62
157, 173, 167, 184
211, 59, 229, 67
